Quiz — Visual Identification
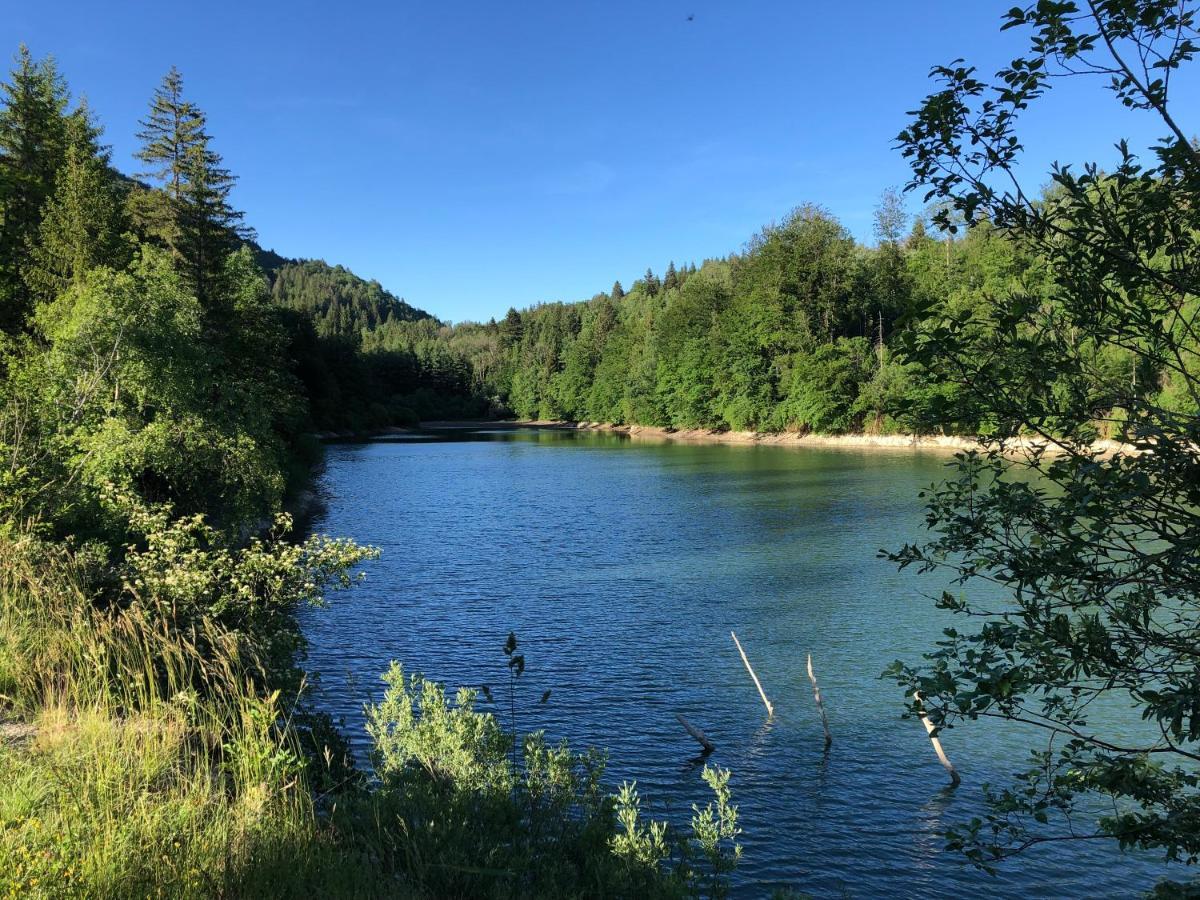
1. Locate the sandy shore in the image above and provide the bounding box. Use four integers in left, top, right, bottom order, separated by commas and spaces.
316, 419, 1133, 456
498, 420, 1133, 455
524, 421, 971, 451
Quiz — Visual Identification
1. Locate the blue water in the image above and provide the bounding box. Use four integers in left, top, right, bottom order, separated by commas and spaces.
299, 427, 1180, 898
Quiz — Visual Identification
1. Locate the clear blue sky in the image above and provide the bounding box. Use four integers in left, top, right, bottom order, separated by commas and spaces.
7, 2, 1197, 322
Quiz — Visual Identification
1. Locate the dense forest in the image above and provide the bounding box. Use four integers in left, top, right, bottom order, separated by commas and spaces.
359, 194, 1186, 441
266, 259, 493, 430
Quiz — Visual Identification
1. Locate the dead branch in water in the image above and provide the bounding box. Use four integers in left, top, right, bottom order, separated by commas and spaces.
730, 631, 774, 717
806, 653, 832, 749
676, 713, 715, 753
915, 692, 961, 786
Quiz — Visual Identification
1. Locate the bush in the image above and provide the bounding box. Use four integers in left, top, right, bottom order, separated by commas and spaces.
330, 653, 743, 899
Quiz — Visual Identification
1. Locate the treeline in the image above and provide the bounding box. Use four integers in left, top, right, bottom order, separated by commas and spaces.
392, 194, 1180, 439
271, 259, 490, 430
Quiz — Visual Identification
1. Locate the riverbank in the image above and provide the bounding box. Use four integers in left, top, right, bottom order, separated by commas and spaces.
498, 420, 1133, 455
553, 422, 974, 451
312, 419, 1136, 456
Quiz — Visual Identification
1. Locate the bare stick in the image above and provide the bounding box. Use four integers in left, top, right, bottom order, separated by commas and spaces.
730, 631, 774, 717
806, 653, 833, 748
915, 692, 961, 786
676, 713, 715, 753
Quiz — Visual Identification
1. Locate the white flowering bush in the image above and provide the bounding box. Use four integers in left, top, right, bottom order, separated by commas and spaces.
107, 487, 377, 681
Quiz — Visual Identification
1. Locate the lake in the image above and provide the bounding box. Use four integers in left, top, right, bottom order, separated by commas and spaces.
300, 426, 1177, 898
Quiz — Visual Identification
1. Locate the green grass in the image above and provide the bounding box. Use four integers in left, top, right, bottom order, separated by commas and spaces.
0, 536, 392, 899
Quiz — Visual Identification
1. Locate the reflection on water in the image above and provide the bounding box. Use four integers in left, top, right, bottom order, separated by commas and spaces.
300, 426, 1177, 898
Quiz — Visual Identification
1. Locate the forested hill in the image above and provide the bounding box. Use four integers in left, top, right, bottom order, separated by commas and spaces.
268, 258, 433, 340
390, 199, 1167, 440
338, 190, 1190, 441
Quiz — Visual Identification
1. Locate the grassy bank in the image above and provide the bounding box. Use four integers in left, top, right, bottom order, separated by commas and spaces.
0, 532, 747, 899
0, 535, 381, 899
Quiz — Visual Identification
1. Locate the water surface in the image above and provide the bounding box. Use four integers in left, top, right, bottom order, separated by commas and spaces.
300, 427, 1177, 898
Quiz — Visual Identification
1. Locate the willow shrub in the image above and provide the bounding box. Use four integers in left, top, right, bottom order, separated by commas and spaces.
333, 660, 743, 899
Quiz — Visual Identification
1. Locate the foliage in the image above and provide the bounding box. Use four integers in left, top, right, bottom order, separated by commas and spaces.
352, 650, 741, 898
887, 0, 1200, 874
377, 199, 1111, 436
0, 531, 397, 900
1, 245, 304, 539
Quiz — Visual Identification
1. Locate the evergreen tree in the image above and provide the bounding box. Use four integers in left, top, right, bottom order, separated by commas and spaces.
0, 45, 70, 333
133, 67, 247, 307
499, 307, 523, 346
611, 280, 624, 301
643, 268, 661, 297
663, 261, 679, 292
134, 67, 202, 199
25, 102, 127, 304
176, 135, 246, 308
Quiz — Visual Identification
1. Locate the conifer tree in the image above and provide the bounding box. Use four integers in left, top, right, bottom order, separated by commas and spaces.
135, 66, 202, 199
0, 45, 70, 333
499, 307, 523, 345
176, 136, 246, 307
25, 101, 127, 304
133, 67, 247, 308
664, 261, 679, 292
610, 280, 624, 301
643, 268, 661, 296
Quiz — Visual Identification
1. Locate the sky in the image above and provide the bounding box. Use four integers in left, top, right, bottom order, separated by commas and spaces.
6, 1, 1199, 322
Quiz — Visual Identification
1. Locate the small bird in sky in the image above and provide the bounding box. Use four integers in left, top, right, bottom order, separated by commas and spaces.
687, 13, 695, 21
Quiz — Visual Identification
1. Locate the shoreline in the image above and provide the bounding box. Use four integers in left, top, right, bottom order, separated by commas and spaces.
530, 421, 975, 451
512, 420, 1136, 455
316, 419, 1133, 456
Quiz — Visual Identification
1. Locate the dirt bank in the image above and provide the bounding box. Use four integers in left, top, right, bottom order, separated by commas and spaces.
513, 421, 1132, 455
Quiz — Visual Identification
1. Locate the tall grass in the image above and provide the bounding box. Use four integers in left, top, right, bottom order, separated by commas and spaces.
0, 536, 386, 899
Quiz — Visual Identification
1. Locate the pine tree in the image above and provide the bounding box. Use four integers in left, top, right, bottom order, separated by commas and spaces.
133, 67, 248, 308
663, 261, 679, 292
643, 268, 661, 297
0, 45, 70, 333
610, 280, 624, 301
24, 103, 127, 304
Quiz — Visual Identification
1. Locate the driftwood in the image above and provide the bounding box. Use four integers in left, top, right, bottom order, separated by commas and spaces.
806, 653, 832, 748
915, 692, 961, 786
730, 631, 774, 717
676, 713, 715, 753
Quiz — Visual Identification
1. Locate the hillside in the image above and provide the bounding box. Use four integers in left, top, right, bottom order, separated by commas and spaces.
267, 258, 434, 341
